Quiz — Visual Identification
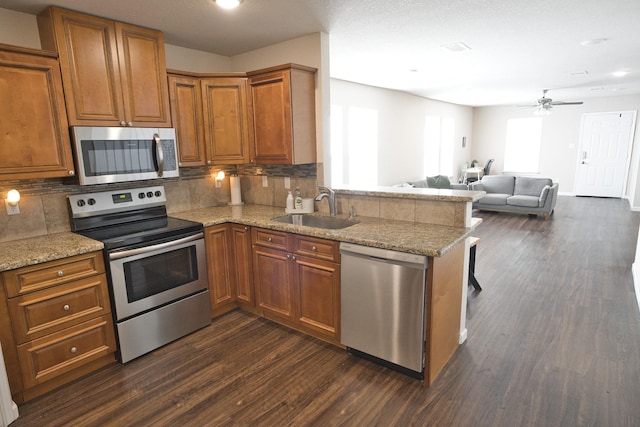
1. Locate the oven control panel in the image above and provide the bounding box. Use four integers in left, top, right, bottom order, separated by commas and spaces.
68, 185, 167, 218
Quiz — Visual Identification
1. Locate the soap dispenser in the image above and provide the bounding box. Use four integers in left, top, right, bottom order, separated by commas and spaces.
294, 186, 303, 210
286, 191, 294, 211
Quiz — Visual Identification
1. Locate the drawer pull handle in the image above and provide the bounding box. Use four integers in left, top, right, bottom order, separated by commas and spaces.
57, 270, 64, 277
311, 246, 317, 251
267, 237, 273, 242
63, 304, 70, 311
70, 347, 77, 354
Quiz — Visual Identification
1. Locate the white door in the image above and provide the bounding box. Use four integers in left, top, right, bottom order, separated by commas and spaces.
575, 111, 637, 197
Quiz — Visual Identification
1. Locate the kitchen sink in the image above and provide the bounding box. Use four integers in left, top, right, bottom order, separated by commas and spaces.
271, 214, 359, 229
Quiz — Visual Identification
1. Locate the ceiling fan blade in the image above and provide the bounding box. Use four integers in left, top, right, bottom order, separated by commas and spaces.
549, 101, 584, 106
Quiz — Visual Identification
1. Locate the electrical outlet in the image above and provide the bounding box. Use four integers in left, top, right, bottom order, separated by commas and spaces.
5, 200, 20, 215
262, 176, 268, 187
284, 177, 291, 189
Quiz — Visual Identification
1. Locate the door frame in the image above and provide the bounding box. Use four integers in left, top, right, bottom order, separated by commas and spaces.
574, 111, 637, 198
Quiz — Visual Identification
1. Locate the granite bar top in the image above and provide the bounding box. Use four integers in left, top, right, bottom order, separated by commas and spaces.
333, 184, 485, 202
0, 232, 103, 273
171, 204, 478, 257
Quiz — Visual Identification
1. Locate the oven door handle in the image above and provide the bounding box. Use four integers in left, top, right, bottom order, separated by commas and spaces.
154, 133, 165, 177
109, 232, 203, 261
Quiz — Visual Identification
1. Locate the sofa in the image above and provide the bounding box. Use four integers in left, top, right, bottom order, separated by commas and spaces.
469, 175, 558, 219
402, 175, 469, 190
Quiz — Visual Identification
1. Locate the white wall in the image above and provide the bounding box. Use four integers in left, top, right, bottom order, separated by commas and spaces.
0, 8, 40, 48
164, 44, 232, 72
473, 95, 640, 205
330, 79, 474, 186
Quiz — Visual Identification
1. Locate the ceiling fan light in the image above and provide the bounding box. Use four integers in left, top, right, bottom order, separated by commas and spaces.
534, 105, 551, 117
215, 0, 243, 9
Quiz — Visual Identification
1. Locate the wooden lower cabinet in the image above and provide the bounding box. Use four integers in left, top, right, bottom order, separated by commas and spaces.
0, 251, 116, 403
252, 228, 340, 344
205, 224, 254, 317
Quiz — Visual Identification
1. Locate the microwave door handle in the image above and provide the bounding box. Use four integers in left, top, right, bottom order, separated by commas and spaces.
153, 133, 165, 177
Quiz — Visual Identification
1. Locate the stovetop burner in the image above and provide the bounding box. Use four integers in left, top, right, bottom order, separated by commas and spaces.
68, 185, 202, 251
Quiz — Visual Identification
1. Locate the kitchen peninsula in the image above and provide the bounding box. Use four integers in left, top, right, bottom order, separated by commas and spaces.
0, 186, 483, 402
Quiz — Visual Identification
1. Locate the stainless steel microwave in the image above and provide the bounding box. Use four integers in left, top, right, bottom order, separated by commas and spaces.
71, 127, 179, 185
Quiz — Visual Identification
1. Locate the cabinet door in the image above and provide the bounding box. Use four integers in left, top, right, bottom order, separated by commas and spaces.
231, 225, 254, 306
168, 74, 206, 167
205, 225, 236, 312
0, 47, 75, 179
253, 246, 294, 320
116, 22, 171, 127
248, 71, 293, 164
38, 7, 124, 126
293, 255, 340, 341
202, 77, 250, 164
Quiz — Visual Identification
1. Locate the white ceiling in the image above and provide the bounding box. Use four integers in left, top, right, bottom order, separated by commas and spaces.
2, 0, 639, 107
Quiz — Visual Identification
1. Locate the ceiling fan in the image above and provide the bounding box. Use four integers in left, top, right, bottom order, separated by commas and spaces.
523, 89, 584, 116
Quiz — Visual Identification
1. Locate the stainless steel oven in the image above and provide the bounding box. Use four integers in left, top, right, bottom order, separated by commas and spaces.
69, 185, 210, 363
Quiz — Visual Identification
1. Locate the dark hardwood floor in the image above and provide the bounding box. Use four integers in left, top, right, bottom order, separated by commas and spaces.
11, 196, 640, 426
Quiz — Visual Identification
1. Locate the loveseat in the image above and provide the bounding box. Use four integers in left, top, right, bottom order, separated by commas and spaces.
469, 175, 558, 219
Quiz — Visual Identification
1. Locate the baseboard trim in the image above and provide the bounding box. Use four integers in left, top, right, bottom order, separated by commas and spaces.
459, 328, 468, 344
633, 263, 640, 314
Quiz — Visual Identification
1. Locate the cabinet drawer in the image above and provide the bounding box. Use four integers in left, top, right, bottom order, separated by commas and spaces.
17, 315, 116, 389
3, 252, 105, 297
252, 228, 289, 250
293, 236, 339, 262
8, 275, 111, 344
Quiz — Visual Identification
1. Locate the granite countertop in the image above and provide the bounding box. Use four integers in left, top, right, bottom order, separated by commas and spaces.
333, 184, 485, 202
171, 204, 478, 257
0, 232, 103, 272
0, 203, 479, 273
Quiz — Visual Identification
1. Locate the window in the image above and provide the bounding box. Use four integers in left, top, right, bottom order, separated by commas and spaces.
504, 118, 542, 173
331, 105, 378, 186
424, 116, 454, 177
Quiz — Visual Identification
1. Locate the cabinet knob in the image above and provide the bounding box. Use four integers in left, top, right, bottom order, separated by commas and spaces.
127, 122, 133, 127
207, 160, 212, 165
70, 347, 77, 354
244, 226, 248, 231
311, 246, 317, 252
120, 121, 126, 126
267, 237, 273, 242
57, 270, 64, 277
68, 170, 75, 176
292, 255, 296, 260
63, 304, 70, 311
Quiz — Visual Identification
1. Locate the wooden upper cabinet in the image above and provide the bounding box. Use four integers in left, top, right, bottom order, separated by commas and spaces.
248, 64, 317, 165
168, 74, 206, 167
201, 77, 251, 165
37, 6, 170, 127
0, 44, 75, 180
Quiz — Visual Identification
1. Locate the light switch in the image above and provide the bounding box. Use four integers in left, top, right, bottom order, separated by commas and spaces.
262, 176, 268, 187
284, 177, 291, 189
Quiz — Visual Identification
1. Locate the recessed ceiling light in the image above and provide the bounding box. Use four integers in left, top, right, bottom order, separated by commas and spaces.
612, 70, 629, 77
580, 38, 608, 46
215, 0, 243, 9
440, 42, 471, 53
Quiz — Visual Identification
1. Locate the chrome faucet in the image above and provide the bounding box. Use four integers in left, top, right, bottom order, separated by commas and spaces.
315, 186, 336, 216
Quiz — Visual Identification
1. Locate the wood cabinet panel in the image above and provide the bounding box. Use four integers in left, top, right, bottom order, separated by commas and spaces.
0, 45, 75, 180
3, 252, 105, 298
292, 235, 339, 262
116, 22, 171, 126
38, 6, 170, 127
248, 64, 317, 165
8, 275, 111, 344
294, 255, 340, 339
253, 246, 294, 320
205, 225, 236, 311
252, 228, 289, 250
168, 74, 206, 166
202, 77, 250, 164
231, 225, 254, 306
17, 315, 116, 389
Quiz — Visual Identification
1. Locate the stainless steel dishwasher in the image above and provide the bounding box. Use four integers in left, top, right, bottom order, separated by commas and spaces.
340, 242, 427, 379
